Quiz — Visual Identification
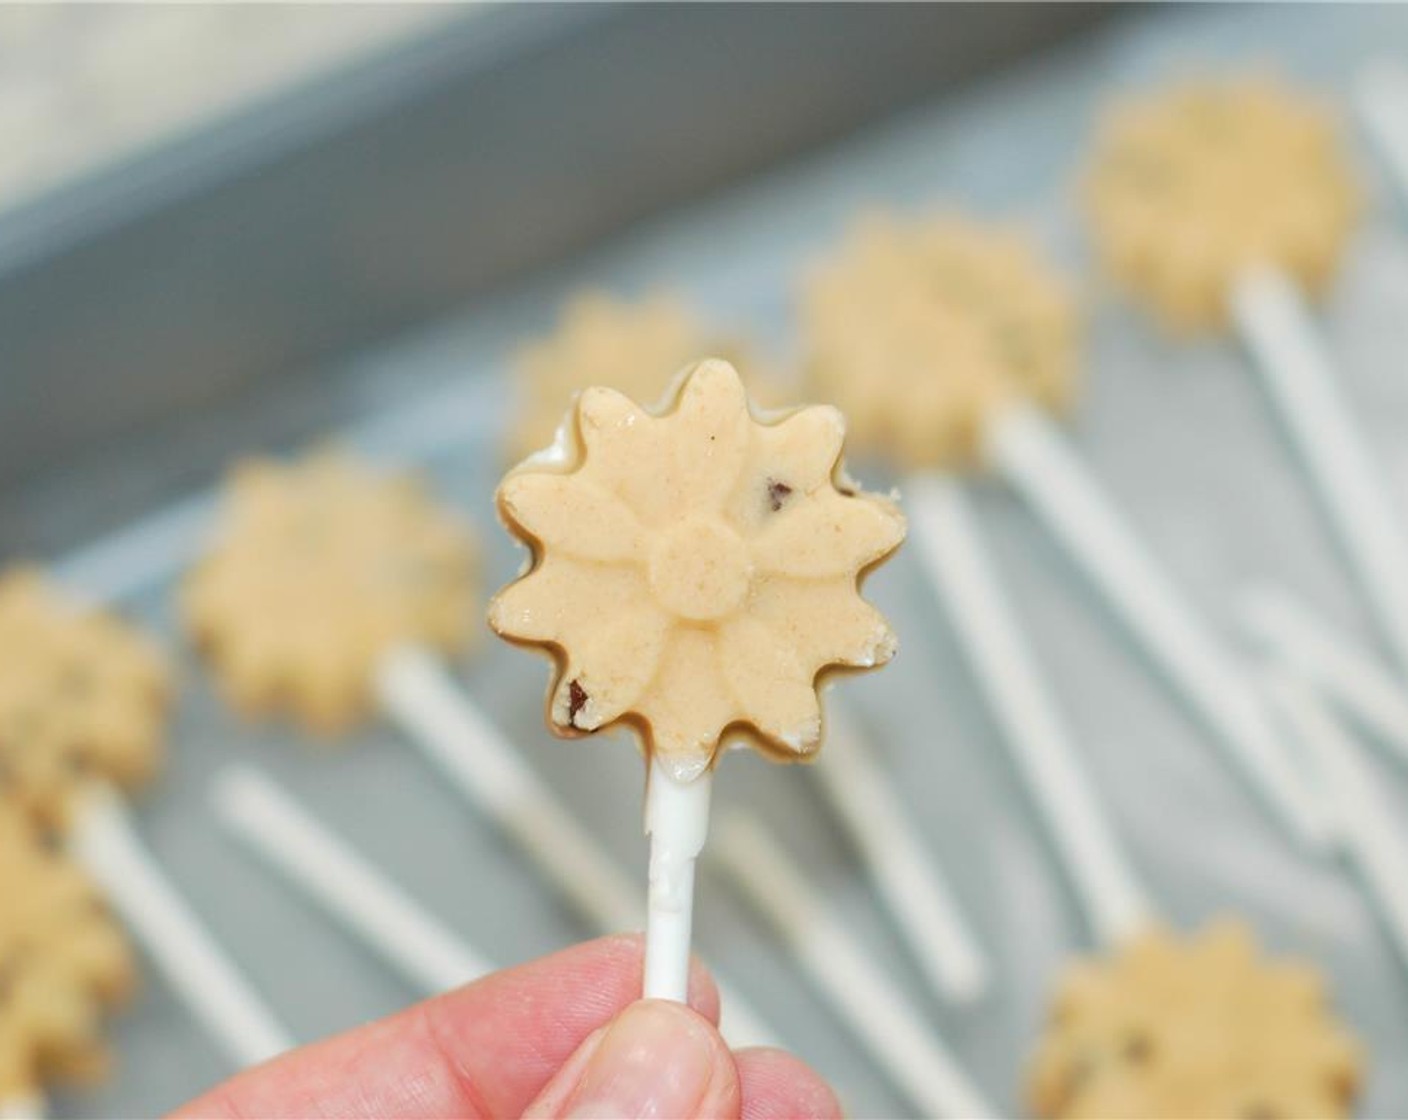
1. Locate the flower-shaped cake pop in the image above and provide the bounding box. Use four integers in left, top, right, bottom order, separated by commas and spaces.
803, 215, 1079, 469
1029, 921, 1362, 1120
1087, 78, 1360, 333
509, 292, 781, 462
0, 801, 134, 1100
0, 570, 168, 826
183, 452, 479, 732
490, 359, 905, 780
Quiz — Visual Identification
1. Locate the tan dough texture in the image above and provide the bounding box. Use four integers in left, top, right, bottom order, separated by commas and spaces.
183, 452, 479, 733
0, 802, 134, 1100
802, 215, 1079, 470
490, 359, 904, 780
0, 570, 168, 827
1086, 78, 1360, 332
1029, 920, 1362, 1120
509, 292, 783, 462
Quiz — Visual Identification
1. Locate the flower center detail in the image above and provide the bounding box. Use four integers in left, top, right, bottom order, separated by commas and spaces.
648, 517, 752, 622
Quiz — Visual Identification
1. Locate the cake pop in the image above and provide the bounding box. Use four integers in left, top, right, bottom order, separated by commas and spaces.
510, 295, 985, 1002
1087, 77, 1408, 687
0, 803, 133, 1117
1030, 922, 1360, 1120
490, 359, 905, 1000
803, 213, 1326, 847
0, 569, 167, 828
0, 568, 290, 1087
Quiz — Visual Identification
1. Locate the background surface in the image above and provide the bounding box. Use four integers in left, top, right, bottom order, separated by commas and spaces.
13, 5, 1408, 1117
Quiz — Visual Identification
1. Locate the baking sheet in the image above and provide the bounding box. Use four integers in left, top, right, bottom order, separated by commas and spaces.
37, 5, 1408, 1117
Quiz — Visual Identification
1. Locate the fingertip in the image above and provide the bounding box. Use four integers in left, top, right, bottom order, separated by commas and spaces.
735, 1047, 844, 1120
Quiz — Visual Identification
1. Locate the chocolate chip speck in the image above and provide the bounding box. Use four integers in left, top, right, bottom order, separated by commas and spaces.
766, 479, 794, 512
567, 680, 588, 726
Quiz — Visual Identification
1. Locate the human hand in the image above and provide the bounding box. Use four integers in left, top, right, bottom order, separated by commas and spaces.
171, 934, 841, 1119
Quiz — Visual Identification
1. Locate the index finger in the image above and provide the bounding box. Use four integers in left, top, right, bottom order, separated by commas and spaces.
171, 934, 720, 1119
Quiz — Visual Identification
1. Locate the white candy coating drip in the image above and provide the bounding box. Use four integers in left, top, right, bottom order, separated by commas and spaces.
212, 766, 491, 994
909, 474, 1154, 947
713, 812, 997, 1120
813, 703, 988, 1001
1232, 266, 1408, 681
987, 403, 1332, 850
69, 787, 293, 1068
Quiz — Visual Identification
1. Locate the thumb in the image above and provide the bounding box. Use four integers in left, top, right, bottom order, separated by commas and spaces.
522, 999, 741, 1120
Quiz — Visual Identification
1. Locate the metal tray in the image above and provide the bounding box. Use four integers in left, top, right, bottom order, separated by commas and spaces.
22, 4, 1408, 1117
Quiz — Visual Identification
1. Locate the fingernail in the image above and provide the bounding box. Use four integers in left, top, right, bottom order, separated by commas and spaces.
564, 1000, 726, 1119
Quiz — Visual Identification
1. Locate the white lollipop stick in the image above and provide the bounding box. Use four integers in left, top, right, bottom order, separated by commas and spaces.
643, 760, 712, 1003
376, 645, 642, 933
212, 766, 492, 994
986, 403, 1332, 849
909, 475, 1154, 946
713, 812, 996, 1120
374, 645, 777, 1045
813, 705, 988, 1001
1238, 584, 1408, 767
1231, 265, 1408, 678
1356, 61, 1408, 206
1260, 667, 1408, 974
68, 787, 293, 1069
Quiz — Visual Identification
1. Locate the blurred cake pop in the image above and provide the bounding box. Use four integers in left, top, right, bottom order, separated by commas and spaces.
491, 359, 904, 1003
803, 213, 1326, 847
1088, 77, 1408, 694
508, 292, 782, 461
0, 569, 168, 827
804, 214, 1079, 468
1087, 77, 1359, 332
182, 451, 478, 733
0, 802, 133, 1109
1029, 921, 1361, 1120
491, 358, 905, 779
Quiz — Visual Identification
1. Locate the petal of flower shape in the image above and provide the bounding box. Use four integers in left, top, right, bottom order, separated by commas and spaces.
489, 557, 645, 645
635, 626, 738, 779
748, 576, 897, 671
549, 605, 671, 733
499, 472, 645, 563
662, 359, 753, 513
750, 404, 846, 493
751, 489, 905, 579
719, 615, 822, 754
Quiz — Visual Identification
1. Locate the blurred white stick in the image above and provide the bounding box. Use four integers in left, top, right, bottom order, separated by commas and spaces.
909, 475, 1154, 947
713, 813, 996, 1120
987, 403, 1332, 849
643, 761, 711, 1003
1238, 585, 1408, 767
376, 645, 643, 933
212, 766, 492, 994
68, 788, 293, 1069
1232, 266, 1408, 679
374, 645, 776, 1046
813, 705, 988, 1002
1260, 666, 1408, 975
1356, 61, 1408, 207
